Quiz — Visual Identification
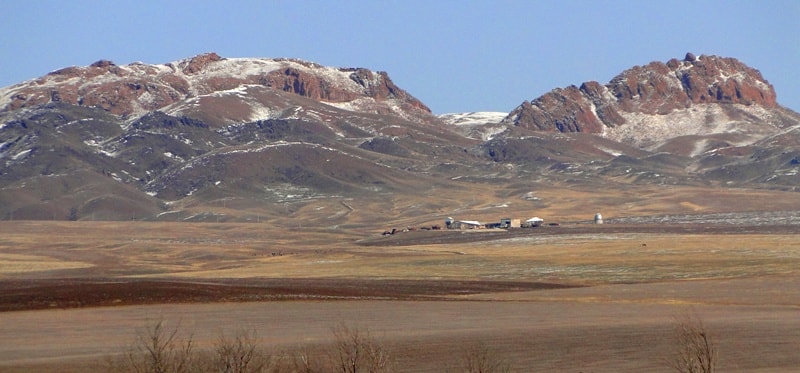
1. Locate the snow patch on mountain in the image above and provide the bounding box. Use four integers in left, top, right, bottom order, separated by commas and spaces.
438, 112, 509, 140
248, 105, 277, 122
595, 146, 624, 157
181, 57, 282, 82
439, 112, 507, 126
603, 105, 782, 150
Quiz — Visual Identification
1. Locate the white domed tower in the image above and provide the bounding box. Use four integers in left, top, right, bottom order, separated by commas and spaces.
594, 213, 603, 224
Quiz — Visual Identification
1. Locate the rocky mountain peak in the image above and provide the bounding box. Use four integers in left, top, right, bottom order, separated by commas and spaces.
89, 59, 117, 68
504, 54, 779, 141
0, 53, 431, 123
612, 54, 777, 112
179, 52, 224, 74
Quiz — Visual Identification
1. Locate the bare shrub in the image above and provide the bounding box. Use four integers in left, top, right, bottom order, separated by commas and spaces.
212, 329, 275, 373
107, 320, 393, 373
287, 346, 321, 373
117, 318, 195, 373
330, 323, 392, 373
456, 341, 511, 373
668, 311, 717, 373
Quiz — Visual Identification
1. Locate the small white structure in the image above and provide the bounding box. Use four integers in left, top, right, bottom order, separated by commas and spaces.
453, 220, 482, 229
594, 213, 603, 224
526, 217, 544, 227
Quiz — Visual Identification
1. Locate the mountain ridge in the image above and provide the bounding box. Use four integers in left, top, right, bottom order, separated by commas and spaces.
1, 52, 799, 225
0, 52, 433, 125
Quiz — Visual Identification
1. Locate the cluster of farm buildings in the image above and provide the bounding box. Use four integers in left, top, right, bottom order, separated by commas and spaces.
382, 213, 603, 235
445, 213, 603, 229
444, 216, 548, 230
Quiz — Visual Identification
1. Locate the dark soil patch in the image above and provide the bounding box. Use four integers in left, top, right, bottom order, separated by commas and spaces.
0, 278, 577, 312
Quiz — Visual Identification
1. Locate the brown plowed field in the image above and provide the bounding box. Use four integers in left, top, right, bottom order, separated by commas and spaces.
0, 278, 575, 312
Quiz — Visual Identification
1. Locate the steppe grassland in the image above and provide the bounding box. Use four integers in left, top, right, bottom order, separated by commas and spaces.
197, 181, 800, 230
0, 221, 360, 278
1, 221, 798, 286
0, 253, 93, 274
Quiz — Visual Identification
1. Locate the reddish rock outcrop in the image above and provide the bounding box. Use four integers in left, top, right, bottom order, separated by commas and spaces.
0, 52, 432, 120
371, 71, 431, 113
181, 52, 223, 74
506, 86, 605, 133
506, 54, 777, 133
264, 67, 359, 102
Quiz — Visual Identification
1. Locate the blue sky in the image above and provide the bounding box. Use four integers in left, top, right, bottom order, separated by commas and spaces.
2, 1, 798, 114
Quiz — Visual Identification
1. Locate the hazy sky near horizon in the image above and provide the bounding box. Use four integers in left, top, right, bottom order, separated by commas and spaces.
2, 1, 798, 114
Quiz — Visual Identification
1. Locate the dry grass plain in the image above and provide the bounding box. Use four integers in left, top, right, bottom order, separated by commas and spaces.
0, 218, 799, 372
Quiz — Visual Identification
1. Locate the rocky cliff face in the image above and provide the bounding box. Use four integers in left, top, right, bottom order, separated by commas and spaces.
0, 52, 432, 122
504, 53, 779, 142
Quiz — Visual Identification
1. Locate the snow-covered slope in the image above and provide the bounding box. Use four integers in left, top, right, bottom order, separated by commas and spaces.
603, 104, 786, 150
438, 112, 507, 126
438, 112, 508, 140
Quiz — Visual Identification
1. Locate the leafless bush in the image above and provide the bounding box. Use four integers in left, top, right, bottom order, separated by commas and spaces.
212, 329, 275, 373
668, 311, 717, 373
108, 320, 394, 373
330, 323, 392, 373
457, 341, 511, 373
116, 318, 195, 373
287, 346, 321, 373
